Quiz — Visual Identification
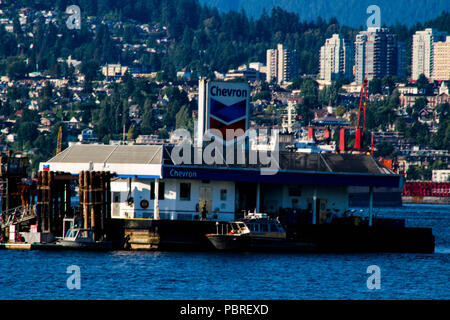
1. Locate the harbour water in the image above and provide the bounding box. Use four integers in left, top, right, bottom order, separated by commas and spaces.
0, 204, 448, 300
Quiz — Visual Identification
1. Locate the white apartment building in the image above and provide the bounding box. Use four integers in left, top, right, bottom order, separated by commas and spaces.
266, 49, 278, 83
319, 34, 353, 81
266, 44, 297, 84
354, 28, 402, 85
411, 28, 446, 81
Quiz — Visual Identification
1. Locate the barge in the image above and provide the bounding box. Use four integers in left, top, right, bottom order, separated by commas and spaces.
27, 142, 434, 253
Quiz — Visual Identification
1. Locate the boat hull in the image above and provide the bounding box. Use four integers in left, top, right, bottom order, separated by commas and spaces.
206, 234, 251, 251
55, 240, 113, 251
206, 234, 318, 252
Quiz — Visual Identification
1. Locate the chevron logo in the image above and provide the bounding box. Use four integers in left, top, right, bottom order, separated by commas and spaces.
210, 98, 247, 124
209, 98, 247, 140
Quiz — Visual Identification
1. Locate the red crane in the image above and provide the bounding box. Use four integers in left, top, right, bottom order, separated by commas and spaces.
355, 78, 369, 150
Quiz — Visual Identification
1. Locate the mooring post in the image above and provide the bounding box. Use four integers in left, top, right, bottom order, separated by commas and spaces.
89, 171, 94, 231
312, 185, 317, 225
37, 171, 42, 232
369, 186, 374, 227
42, 171, 47, 232
256, 183, 261, 213
106, 173, 111, 220
99, 172, 105, 238
83, 171, 89, 229
48, 171, 54, 234
79, 171, 84, 228
54, 172, 60, 236
154, 178, 160, 220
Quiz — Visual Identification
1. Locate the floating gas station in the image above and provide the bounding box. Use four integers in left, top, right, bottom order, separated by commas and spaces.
29, 80, 436, 253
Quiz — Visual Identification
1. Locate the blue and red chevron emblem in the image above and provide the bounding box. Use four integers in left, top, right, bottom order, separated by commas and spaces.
209, 98, 247, 140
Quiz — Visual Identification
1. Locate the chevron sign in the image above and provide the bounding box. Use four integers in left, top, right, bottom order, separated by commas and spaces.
207, 81, 250, 141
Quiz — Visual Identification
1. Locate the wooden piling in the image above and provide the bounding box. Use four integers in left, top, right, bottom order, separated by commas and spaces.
36, 171, 42, 232
42, 171, 48, 232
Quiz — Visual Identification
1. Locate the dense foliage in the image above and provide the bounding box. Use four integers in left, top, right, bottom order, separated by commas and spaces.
0, 1, 449, 174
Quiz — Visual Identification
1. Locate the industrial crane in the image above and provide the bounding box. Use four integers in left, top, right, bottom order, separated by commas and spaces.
56, 126, 63, 154
338, 78, 372, 154
354, 78, 368, 150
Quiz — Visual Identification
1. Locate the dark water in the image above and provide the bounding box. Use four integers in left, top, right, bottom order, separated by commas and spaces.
0, 205, 448, 300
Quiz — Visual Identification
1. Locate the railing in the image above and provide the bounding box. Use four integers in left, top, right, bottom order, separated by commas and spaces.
1, 204, 37, 228
403, 181, 450, 197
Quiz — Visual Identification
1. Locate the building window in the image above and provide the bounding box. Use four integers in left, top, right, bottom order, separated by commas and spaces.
180, 183, 191, 201
150, 182, 165, 200
220, 189, 227, 201
113, 192, 120, 203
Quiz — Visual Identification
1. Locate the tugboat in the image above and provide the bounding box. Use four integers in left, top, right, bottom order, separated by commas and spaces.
206, 213, 317, 252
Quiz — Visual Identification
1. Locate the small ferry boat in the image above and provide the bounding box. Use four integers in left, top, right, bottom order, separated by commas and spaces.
206, 213, 317, 252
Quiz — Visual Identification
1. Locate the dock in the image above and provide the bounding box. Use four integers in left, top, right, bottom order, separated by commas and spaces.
0, 147, 437, 254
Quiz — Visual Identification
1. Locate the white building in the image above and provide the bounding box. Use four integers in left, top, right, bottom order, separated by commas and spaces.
411, 28, 447, 81
101, 64, 128, 81
432, 170, 450, 182
40, 144, 402, 223
266, 48, 278, 83
355, 28, 403, 84
224, 64, 265, 82
266, 44, 297, 84
319, 34, 353, 81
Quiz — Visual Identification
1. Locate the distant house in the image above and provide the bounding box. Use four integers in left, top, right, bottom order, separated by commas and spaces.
27, 100, 39, 110
40, 117, 55, 126
101, 64, 128, 82
65, 117, 82, 130
129, 104, 140, 118
6, 133, 17, 142
15, 110, 24, 118
135, 135, 164, 145
177, 71, 192, 80
78, 128, 98, 143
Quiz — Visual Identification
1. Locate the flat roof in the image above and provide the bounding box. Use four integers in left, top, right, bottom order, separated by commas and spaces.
48, 144, 163, 165
162, 145, 391, 175
41, 144, 402, 188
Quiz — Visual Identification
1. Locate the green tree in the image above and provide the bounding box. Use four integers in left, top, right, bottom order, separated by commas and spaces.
368, 78, 382, 95
127, 125, 135, 140
296, 103, 313, 125
141, 99, 155, 135
16, 122, 38, 146
406, 165, 421, 181
7, 60, 28, 80
175, 104, 193, 133
300, 79, 319, 109
335, 106, 346, 117
416, 74, 430, 92
412, 97, 428, 112
375, 142, 396, 157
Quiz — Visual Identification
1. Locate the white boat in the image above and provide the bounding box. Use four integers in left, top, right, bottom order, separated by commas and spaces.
206, 214, 316, 252
55, 218, 112, 250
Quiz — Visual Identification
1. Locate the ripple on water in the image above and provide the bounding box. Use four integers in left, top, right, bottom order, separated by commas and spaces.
0, 205, 449, 300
